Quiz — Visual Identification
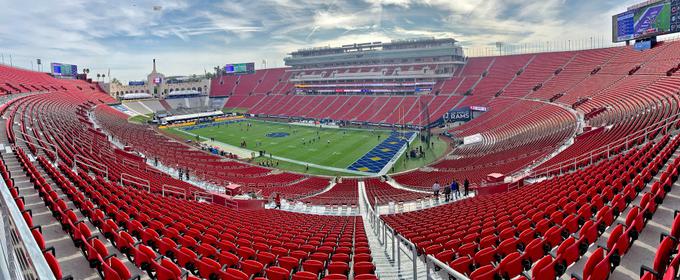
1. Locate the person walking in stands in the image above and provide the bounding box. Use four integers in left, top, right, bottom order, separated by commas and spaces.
451, 179, 460, 199
464, 178, 470, 197
274, 193, 281, 209
443, 183, 451, 202
432, 181, 441, 199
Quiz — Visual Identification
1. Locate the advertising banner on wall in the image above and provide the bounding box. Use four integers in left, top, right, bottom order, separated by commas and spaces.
443, 108, 472, 122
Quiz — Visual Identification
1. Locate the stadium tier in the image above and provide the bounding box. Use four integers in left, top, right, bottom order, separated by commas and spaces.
2, 35, 680, 280
0, 87, 379, 279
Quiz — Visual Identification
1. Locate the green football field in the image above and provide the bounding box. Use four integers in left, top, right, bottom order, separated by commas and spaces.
163, 119, 450, 176
169, 119, 393, 169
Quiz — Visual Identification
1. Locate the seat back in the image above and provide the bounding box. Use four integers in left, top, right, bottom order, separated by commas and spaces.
44, 252, 63, 279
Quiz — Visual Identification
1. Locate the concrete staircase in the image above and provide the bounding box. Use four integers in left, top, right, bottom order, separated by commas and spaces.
565, 139, 680, 279
610, 151, 680, 279
2, 113, 147, 279
358, 182, 438, 280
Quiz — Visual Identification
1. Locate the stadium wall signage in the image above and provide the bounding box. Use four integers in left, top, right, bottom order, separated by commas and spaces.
443, 108, 472, 122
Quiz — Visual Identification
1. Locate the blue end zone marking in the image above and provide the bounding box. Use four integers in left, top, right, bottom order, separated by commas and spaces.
347, 131, 415, 173
266, 132, 290, 138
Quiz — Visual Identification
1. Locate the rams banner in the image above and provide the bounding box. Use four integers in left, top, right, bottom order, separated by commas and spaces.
443, 108, 471, 122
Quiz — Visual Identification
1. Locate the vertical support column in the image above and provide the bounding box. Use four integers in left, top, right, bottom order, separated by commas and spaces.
426, 259, 431, 280
391, 228, 395, 258
382, 221, 387, 245
412, 244, 418, 279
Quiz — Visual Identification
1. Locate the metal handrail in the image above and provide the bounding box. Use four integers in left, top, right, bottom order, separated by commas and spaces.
360, 181, 473, 279
73, 154, 109, 180
161, 184, 187, 199
426, 254, 470, 280
17, 131, 59, 163
0, 174, 55, 280
120, 173, 151, 192
530, 112, 678, 177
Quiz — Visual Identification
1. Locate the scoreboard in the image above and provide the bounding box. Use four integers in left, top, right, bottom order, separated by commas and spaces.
224, 63, 255, 75
612, 0, 680, 42
51, 63, 78, 77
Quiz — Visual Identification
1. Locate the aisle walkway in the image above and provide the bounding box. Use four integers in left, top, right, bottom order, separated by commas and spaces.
358, 182, 435, 279
610, 151, 680, 279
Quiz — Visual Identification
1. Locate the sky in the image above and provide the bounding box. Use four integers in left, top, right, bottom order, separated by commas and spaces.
0, 0, 671, 82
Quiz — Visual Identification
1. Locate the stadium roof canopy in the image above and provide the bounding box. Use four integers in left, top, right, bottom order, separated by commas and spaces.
168, 90, 200, 96
121, 93, 152, 100
162, 110, 224, 122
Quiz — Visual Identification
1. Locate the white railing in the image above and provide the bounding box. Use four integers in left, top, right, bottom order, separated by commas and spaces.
362, 183, 475, 279
161, 184, 186, 199
73, 154, 109, 180
426, 255, 470, 280
121, 158, 142, 169
193, 191, 213, 203
120, 173, 151, 192
17, 131, 58, 163
362, 189, 422, 279
0, 175, 56, 280
530, 110, 679, 178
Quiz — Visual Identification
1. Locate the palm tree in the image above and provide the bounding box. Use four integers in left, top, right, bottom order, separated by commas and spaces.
96, 74, 101, 81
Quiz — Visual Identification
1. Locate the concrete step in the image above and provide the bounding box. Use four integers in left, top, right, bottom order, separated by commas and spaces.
5, 154, 100, 279
609, 147, 680, 279
9, 130, 148, 278
358, 184, 434, 280
566, 143, 679, 279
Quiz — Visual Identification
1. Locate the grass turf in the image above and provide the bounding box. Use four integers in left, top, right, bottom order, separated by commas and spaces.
222, 108, 249, 114
128, 113, 153, 124
252, 157, 358, 177
171, 120, 393, 169
165, 119, 450, 176
391, 135, 450, 173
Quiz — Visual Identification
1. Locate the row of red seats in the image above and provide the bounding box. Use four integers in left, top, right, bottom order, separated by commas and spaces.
0, 147, 74, 279
242, 93, 462, 126
300, 179, 359, 206
638, 152, 680, 280
93, 104, 327, 195
4, 88, 380, 279
0, 65, 103, 95
7, 94, 207, 198
363, 178, 431, 206
16, 137, 378, 280
566, 134, 679, 280
212, 68, 291, 98
383, 134, 678, 279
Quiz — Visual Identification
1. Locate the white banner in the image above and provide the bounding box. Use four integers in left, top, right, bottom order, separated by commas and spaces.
463, 134, 483, 145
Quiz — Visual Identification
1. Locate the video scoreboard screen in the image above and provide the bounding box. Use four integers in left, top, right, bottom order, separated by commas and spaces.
51, 63, 78, 77
612, 0, 680, 42
224, 63, 255, 75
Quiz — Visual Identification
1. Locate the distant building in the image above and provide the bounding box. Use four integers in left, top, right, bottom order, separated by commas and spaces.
104, 59, 210, 100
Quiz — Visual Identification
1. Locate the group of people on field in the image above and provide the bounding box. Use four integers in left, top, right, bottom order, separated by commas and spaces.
432, 178, 469, 202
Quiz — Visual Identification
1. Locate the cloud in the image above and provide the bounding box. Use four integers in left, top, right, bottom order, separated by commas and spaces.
0, 0, 659, 81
